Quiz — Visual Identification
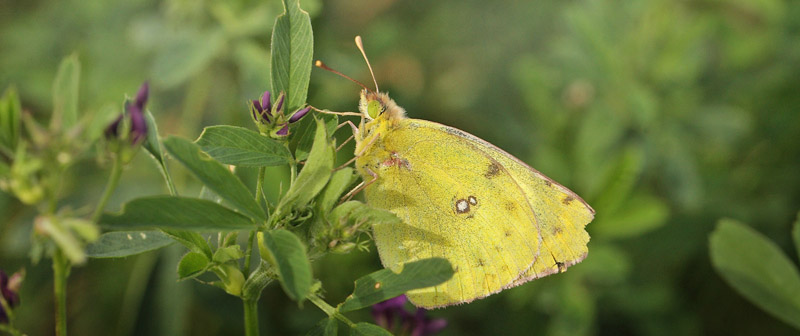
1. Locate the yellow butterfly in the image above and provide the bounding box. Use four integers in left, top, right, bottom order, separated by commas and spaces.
321, 37, 594, 309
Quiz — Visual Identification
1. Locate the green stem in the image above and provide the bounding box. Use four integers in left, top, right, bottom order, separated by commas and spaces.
255, 167, 266, 205
91, 154, 123, 223
53, 249, 70, 336
243, 299, 259, 336
308, 294, 355, 328
0, 324, 24, 336
289, 159, 297, 186
163, 165, 178, 196
244, 167, 266, 276
243, 231, 256, 277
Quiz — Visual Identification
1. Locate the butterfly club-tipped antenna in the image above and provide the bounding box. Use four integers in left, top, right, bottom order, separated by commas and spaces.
354, 35, 379, 93
314, 60, 371, 93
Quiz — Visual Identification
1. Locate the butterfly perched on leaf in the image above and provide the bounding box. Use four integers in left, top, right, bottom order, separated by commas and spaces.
319, 37, 594, 309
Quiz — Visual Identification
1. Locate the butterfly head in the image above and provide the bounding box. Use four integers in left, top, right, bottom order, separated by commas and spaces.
359, 89, 406, 121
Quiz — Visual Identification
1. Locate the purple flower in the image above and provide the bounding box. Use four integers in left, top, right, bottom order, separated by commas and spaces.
371, 295, 447, 336
0, 270, 21, 324
249, 90, 310, 138
105, 82, 149, 144
372, 295, 410, 331
408, 308, 447, 336
289, 107, 310, 123
252, 91, 272, 123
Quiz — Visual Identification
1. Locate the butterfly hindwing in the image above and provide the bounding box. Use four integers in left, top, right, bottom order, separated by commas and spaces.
417, 120, 594, 282
364, 121, 543, 308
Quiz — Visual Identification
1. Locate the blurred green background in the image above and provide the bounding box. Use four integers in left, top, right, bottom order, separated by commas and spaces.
2, 0, 799, 335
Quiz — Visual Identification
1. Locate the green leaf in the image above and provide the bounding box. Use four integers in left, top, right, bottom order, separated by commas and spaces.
143, 110, 165, 167
291, 112, 338, 162
709, 219, 800, 330
178, 252, 210, 280
591, 194, 668, 239
0, 86, 22, 151
339, 258, 454, 312
591, 145, 644, 214
141, 109, 178, 195
100, 196, 256, 231
213, 245, 244, 264
164, 136, 266, 221
51, 54, 80, 130
316, 167, 356, 214
86, 231, 174, 258
307, 317, 338, 336
349, 323, 392, 336
792, 211, 800, 262
259, 229, 312, 301
152, 30, 225, 88
270, 0, 314, 112
195, 125, 292, 167
161, 229, 213, 259
274, 117, 334, 221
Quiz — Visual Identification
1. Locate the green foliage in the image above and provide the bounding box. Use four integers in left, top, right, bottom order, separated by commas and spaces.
86, 231, 173, 258
259, 229, 313, 302
710, 218, 800, 330
273, 117, 334, 223
0, 86, 21, 151
177, 251, 210, 280
100, 196, 256, 230
50, 54, 80, 130
291, 112, 338, 162
270, 0, 314, 112
349, 323, 393, 336
307, 317, 338, 336
1, 0, 799, 335
339, 258, 454, 312
195, 125, 292, 167
163, 136, 266, 221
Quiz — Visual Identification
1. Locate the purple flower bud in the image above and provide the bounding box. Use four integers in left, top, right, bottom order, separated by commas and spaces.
289, 107, 310, 123
252, 99, 263, 113
128, 103, 147, 144
104, 82, 149, 145
276, 124, 289, 136
0, 269, 21, 324
260, 91, 271, 112
274, 93, 285, 113
105, 113, 124, 139
135, 81, 149, 108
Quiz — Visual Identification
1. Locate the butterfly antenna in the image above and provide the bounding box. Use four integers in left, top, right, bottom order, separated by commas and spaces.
355, 36, 379, 93
315, 60, 370, 92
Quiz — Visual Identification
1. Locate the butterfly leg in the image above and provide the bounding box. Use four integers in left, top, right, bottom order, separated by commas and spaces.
339, 167, 378, 203
335, 120, 360, 151
334, 132, 380, 171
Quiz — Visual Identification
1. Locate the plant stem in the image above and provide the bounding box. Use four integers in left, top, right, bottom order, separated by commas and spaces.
289, 159, 297, 186
243, 299, 259, 336
91, 154, 123, 223
244, 167, 266, 276
0, 324, 24, 336
52, 249, 70, 336
308, 294, 356, 328
243, 231, 256, 277
255, 166, 266, 206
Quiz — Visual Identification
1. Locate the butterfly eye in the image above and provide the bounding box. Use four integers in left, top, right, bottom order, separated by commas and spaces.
367, 100, 382, 119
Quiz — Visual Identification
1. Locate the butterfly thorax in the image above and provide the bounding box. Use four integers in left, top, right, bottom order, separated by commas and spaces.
354, 91, 407, 178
